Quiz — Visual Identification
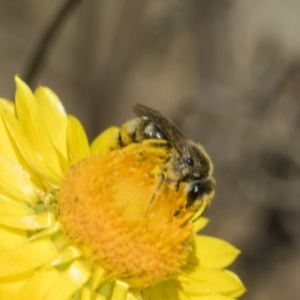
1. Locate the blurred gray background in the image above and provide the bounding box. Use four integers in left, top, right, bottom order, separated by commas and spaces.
1, 1, 300, 299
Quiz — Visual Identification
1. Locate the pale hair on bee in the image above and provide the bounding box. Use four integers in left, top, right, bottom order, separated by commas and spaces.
111, 103, 215, 221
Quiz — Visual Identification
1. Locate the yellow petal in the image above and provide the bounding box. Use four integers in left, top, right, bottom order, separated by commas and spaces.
35, 86, 68, 159
0, 99, 44, 187
51, 246, 82, 266
12, 267, 60, 300
179, 268, 246, 297
97, 282, 114, 299
223, 271, 246, 298
142, 283, 164, 300
0, 97, 15, 112
111, 280, 129, 300
67, 116, 89, 164
143, 280, 190, 300
193, 217, 209, 233
125, 292, 143, 300
0, 99, 19, 162
81, 287, 107, 300
0, 238, 58, 278
194, 235, 241, 269
0, 212, 55, 230
190, 295, 236, 300
0, 225, 27, 250
96, 294, 108, 300
0, 197, 34, 216
1, 105, 61, 186
28, 222, 61, 242
91, 266, 106, 290
44, 260, 91, 300
0, 272, 31, 299
80, 287, 92, 300
0, 154, 38, 205
90, 126, 119, 155
14, 77, 62, 177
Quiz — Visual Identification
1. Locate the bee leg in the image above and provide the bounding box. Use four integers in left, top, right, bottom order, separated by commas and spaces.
144, 174, 165, 217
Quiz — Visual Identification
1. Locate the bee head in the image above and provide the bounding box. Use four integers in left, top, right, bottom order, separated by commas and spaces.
186, 180, 215, 208
180, 142, 212, 180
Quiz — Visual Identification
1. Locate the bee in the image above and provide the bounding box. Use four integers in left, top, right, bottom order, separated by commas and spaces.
112, 103, 215, 220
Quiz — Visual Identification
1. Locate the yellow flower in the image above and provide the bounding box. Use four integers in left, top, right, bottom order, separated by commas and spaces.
0, 77, 246, 300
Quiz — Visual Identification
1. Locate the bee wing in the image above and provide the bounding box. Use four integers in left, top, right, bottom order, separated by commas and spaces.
133, 103, 189, 156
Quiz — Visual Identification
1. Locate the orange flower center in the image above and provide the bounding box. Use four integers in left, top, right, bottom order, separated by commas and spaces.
58, 143, 194, 288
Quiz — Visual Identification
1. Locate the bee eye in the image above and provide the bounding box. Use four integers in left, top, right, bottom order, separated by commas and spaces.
185, 157, 194, 166
187, 181, 206, 207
